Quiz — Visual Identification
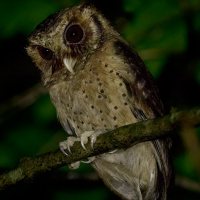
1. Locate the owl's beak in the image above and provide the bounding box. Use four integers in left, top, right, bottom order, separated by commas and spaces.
63, 58, 76, 74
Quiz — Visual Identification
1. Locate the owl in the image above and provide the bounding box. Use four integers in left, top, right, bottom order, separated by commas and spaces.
27, 4, 173, 200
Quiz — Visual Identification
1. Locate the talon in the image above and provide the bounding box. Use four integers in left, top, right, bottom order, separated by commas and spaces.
60, 136, 80, 155
91, 135, 97, 150
81, 139, 87, 150
81, 160, 92, 164
82, 156, 96, 164
108, 149, 118, 154
67, 144, 72, 154
91, 138, 95, 150
60, 147, 68, 156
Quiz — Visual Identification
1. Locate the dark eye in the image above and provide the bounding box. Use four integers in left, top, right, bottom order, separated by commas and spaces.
37, 46, 53, 60
64, 24, 84, 44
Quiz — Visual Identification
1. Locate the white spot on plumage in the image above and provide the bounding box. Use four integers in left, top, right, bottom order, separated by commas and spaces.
137, 80, 145, 90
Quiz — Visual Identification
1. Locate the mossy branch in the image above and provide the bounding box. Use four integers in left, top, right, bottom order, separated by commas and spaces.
0, 107, 200, 191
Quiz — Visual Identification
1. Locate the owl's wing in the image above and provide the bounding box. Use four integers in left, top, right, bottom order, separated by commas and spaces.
92, 40, 172, 199
113, 40, 173, 198
114, 40, 164, 120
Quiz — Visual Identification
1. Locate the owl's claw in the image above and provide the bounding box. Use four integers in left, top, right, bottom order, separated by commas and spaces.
81, 139, 87, 150
81, 156, 96, 164
108, 149, 118, 154
60, 146, 69, 156
60, 131, 102, 156
81, 160, 92, 164
59, 136, 80, 156
91, 135, 98, 150
80, 131, 102, 150
80, 131, 95, 150
91, 139, 94, 150
67, 144, 72, 154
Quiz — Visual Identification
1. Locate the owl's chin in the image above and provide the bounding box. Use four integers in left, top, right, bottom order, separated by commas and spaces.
63, 57, 76, 74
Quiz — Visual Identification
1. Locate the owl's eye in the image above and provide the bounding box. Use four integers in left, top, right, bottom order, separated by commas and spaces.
64, 24, 84, 44
37, 46, 53, 60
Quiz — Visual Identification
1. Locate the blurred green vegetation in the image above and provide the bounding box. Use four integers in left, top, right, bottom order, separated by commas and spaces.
0, 0, 200, 199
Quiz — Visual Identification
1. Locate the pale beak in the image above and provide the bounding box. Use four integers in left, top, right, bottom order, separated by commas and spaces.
63, 57, 76, 74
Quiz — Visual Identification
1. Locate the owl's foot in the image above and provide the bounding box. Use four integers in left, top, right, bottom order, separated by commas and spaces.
59, 132, 99, 168
59, 131, 102, 156
59, 136, 80, 156
80, 130, 102, 150
59, 137, 82, 169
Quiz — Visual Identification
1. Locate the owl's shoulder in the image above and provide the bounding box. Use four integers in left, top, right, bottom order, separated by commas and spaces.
96, 38, 165, 118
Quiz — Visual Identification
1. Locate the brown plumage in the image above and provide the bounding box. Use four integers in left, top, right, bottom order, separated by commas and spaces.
27, 4, 173, 200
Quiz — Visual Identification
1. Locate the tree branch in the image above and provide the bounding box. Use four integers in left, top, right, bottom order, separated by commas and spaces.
0, 107, 200, 191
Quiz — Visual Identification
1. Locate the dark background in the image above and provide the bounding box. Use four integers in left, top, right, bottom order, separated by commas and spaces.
0, 0, 200, 199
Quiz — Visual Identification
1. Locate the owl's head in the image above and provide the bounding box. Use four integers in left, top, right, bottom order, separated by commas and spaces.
27, 4, 118, 86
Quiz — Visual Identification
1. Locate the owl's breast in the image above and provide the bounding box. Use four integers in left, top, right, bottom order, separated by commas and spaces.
49, 52, 137, 136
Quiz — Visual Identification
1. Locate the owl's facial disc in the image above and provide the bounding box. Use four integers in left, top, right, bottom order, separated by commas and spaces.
63, 57, 76, 74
